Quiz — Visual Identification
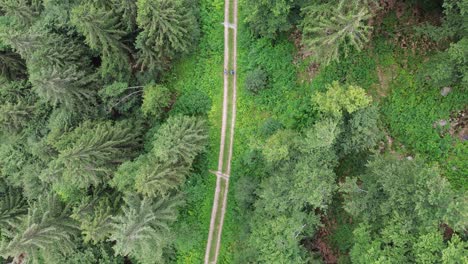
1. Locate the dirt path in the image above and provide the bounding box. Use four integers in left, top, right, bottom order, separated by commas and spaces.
204, 0, 238, 263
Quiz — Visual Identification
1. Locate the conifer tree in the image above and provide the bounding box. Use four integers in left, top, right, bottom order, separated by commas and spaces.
134, 116, 208, 197
109, 195, 182, 264
135, 0, 198, 70
244, 0, 296, 39
0, 194, 79, 263
29, 66, 95, 108
0, 0, 38, 27
0, 50, 26, 80
71, 4, 127, 57
301, 0, 372, 64
0, 101, 34, 132
45, 120, 141, 191
0, 187, 27, 229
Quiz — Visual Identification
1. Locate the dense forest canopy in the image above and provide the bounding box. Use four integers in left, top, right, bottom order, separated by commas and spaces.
0, 0, 466, 263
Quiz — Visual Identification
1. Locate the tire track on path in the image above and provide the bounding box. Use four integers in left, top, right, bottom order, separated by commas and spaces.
204, 0, 237, 263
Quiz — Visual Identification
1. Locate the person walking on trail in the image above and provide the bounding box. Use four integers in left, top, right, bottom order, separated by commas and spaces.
230, 70, 235, 75
224, 68, 228, 75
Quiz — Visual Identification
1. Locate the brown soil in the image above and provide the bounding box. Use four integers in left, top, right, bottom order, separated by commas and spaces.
449, 108, 468, 141
302, 216, 340, 264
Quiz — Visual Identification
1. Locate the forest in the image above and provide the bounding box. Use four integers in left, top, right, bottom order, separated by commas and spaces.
0, 0, 466, 264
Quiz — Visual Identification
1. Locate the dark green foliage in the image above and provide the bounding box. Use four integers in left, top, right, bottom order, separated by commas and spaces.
135, 0, 199, 71
0, 187, 27, 229
170, 90, 211, 116
339, 105, 381, 156
0, 0, 38, 27
245, 68, 268, 94
259, 118, 283, 138
0, 101, 34, 132
0, 50, 25, 80
98, 82, 143, 113
71, 2, 131, 80
244, 0, 297, 39
247, 118, 341, 262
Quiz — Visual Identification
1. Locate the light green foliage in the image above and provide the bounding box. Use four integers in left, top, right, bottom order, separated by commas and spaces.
109, 195, 182, 264
262, 129, 299, 165
0, 193, 79, 263
141, 83, 171, 117
413, 231, 445, 264
248, 119, 340, 262
72, 197, 118, 245
248, 212, 311, 263
301, 0, 372, 65
441, 234, 468, 264
44, 120, 141, 195
244, 0, 296, 39
135, 0, 199, 71
135, 116, 208, 197
312, 81, 371, 117
342, 155, 465, 263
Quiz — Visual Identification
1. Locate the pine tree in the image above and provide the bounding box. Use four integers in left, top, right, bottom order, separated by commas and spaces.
109, 195, 182, 264
0, 193, 79, 263
301, 0, 372, 65
135, 0, 199, 71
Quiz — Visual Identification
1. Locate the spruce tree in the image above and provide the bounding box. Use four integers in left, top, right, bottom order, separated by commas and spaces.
0, 101, 34, 132
29, 66, 95, 108
135, 116, 207, 197
109, 195, 182, 264
0, 0, 38, 27
135, 0, 198, 70
45, 120, 141, 191
0, 50, 26, 80
0, 187, 27, 229
0, 194, 79, 263
301, 0, 372, 64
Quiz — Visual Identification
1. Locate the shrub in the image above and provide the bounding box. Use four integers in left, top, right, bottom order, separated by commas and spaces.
170, 90, 211, 116
245, 68, 268, 94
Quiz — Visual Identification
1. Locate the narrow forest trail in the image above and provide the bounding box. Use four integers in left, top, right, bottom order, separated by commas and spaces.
204, 0, 238, 263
